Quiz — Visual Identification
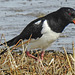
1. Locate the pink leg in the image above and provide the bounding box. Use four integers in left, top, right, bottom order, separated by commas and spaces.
40, 51, 45, 60
26, 51, 38, 60
26, 51, 45, 61
26, 51, 45, 71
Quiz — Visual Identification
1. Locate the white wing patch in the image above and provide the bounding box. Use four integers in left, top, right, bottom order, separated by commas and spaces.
35, 20, 41, 25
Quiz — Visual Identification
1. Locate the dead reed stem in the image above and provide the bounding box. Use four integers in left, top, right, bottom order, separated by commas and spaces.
63, 47, 72, 71
10, 34, 32, 52
72, 42, 75, 74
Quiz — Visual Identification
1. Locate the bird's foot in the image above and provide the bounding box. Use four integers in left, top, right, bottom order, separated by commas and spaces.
26, 51, 46, 71
26, 51, 45, 61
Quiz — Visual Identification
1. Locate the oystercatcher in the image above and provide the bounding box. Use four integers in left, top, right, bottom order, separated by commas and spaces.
0, 7, 75, 61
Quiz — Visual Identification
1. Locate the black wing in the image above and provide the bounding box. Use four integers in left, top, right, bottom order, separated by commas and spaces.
1, 17, 45, 47
19, 18, 45, 40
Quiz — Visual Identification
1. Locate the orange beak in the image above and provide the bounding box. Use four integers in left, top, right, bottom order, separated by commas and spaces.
73, 20, 75, 24
73, 18, 75, 24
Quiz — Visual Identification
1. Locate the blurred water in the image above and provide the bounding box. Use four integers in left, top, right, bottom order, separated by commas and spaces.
0, 0, 75, 53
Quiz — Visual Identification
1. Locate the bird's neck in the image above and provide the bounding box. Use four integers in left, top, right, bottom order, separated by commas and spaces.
46, 13, 70, 33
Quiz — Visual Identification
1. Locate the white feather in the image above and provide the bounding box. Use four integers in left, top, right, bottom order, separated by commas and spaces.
35, 20, 41, 25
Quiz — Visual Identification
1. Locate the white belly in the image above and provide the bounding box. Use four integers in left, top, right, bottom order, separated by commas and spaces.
27, 32, 60, 50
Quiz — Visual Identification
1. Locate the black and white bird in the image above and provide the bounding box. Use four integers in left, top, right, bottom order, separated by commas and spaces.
0, 7, 75, 60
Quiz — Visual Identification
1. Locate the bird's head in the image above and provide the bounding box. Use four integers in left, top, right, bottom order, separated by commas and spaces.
59, 7, 75, 24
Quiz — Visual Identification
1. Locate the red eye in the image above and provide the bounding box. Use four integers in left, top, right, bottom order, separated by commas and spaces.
69, 13, 71, 15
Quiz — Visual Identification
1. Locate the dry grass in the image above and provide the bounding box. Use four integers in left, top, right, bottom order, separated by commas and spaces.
0, 35, 75, 75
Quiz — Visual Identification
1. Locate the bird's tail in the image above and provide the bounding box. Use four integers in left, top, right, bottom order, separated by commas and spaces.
0, 35, 20, 55
0, 35, 20, 47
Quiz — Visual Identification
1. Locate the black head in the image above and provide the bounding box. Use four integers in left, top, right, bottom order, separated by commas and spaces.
58, 7, 75, 24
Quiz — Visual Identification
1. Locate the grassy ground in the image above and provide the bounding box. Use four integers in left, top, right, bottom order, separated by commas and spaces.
0, 36, 75, 75
0, 44, 75, 75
